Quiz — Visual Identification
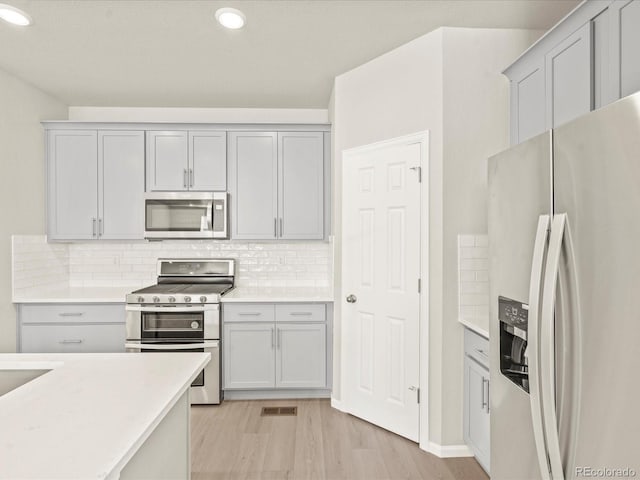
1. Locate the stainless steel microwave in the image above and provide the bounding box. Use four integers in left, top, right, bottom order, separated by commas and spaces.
144, 192, 228, 239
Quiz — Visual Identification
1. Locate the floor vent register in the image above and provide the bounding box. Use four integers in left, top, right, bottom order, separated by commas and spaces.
261, 406, 298, 416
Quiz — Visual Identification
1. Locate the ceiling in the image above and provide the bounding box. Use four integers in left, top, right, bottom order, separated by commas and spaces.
0, 0, 580, 108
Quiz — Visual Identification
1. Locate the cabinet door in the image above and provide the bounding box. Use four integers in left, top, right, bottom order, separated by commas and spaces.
610, 0, 640, 100
146, 131, 188, 191
228, 132, 278, 239
510, 60, 546, 145
276, 323, 326, 388
47, 130, 98, 240
223, 323, 275, 389
464, 357, 490, 471
188, 131, 226, 191
21, 324, 126, 353
278, 132, 324, 239
545, 23, 593, 128
99, 131, 145, 239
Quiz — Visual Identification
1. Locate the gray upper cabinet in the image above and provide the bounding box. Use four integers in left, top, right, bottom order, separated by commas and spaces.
278, 132, 324, 240
229, 131, 325, 240
99, 131, 145, 240
228, 132, 279, 239
146, 130, 226, 191
545, 22, 593, 128
505, 0, 640, 145
47, 129, 144, 241
47, 130, 98, 240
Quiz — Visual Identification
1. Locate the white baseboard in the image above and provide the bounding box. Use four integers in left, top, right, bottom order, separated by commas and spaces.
330, 397, 347, 412
223, 389, 331, 400
425, 442, 474, 458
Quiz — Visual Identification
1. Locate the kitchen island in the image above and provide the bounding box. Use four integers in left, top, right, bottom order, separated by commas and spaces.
0, 352, 209, 480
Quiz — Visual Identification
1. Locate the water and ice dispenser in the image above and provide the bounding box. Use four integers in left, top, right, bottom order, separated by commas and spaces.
499, 296, 530, 393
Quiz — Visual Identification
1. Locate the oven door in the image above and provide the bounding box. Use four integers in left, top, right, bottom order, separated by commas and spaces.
125, 340, 221, 405
125, 304, 219, 341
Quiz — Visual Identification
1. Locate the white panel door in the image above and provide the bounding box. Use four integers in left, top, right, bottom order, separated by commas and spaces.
47, 130, 98, 240
188, 131, 226, 191
611, 0, 640, 99
342, 138, 422, 442
228, 132, 278, 239
278, 132, 324, 239
99, 131, 145, 240
512, 60, 546, 144
146, 131, 188, 191
276, 323, 326, 388
545, 23, 593, 128
223, 323, 275, 389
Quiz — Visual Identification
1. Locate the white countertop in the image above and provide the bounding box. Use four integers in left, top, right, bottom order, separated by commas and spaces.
13, 285, 333, 304
13, 285, 139, 303
0, 352, 209, 480
221, 286, 333, 303
459, 317, 489, 339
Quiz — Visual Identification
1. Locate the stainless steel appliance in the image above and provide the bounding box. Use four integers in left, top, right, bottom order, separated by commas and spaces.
488, 92, 640, 479
144, 192, 228, 239
125, 258, 235, 405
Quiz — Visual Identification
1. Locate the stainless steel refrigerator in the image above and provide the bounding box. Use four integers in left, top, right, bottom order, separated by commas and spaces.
488, 92, 640, 480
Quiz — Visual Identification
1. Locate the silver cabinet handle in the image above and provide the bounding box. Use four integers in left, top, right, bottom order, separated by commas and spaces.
274, 218, 277, 238
290, 312, 312, 316
346, 294, 357, 303
190, 168, 194, 187
92, 218, 96, 237
59, 339, 83, 344
481, 376, 487, 410
58, 312, 84, 317
99, 218, 103, 236
277, 328, 281, 349
485, 378, 490, 413
271, 328, 275, 348
238, 312, 261, 316
279, 218, 283, 237
183, 168, 188, 188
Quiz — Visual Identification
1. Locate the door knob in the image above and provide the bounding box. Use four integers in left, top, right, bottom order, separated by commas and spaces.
346, 294, 357, 303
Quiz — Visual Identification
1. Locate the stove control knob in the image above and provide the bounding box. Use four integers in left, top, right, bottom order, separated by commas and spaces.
200, 296, 207, 303
168, 296, 176, 303
184, 296, 191, 303
153, 296, 160, 303
137, 296, 145, 303
191, 321, 199, 330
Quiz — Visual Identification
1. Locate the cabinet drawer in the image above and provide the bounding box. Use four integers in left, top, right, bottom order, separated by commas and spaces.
20, 304, 125, 325
275, 304, 326, 322
464, 328, 489, 368
223, 304, 275, 323
21, 324, 126, 353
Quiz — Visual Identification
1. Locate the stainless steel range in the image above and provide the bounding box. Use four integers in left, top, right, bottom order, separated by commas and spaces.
125, 258, 234, 405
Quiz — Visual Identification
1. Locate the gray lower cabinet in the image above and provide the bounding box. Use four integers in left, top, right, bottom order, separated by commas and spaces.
223, 303, 328, 390
18, 303, 126, 353
47, 130, 144, 240
463, 328, 490, 473
146, 130, 226, 192
228, 131, 324, 240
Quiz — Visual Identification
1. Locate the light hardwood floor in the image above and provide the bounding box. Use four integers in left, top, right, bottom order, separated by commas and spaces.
191, 399, 488, 480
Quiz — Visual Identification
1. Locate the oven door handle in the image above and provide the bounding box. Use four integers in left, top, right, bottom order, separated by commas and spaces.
125, 305, 219, 313
125, 341, 219, 351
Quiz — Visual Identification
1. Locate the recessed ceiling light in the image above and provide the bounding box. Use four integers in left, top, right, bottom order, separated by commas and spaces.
215, 7, 245, 30
0, 3, 32, 26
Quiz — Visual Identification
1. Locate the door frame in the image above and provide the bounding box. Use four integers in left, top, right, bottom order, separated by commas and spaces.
339, 130, 430, 450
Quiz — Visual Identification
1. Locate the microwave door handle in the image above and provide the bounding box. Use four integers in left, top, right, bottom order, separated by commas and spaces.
125, 341, 219, 351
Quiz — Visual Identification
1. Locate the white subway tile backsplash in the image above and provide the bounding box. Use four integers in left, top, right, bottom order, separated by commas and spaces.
12, 235, 333, 293
458, 234, 489, 325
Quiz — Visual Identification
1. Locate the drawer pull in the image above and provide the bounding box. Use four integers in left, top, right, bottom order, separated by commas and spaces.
238, 312, 261, 316
290, 312, 312, 316
59, 339, 83, 344
474, 348, 488, 356
58, 312, 84, 317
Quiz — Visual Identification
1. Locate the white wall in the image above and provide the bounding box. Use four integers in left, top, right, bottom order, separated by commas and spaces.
0, 68, 68, 352
68, 106, 328, 124
332, 27, 541, 448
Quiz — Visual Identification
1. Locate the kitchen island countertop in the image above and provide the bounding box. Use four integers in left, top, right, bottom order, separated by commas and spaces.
0, 352, 208, 479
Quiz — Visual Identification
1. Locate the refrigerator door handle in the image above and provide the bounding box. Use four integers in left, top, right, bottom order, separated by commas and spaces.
540, 213, 567, 480
527, 214, 552, 480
